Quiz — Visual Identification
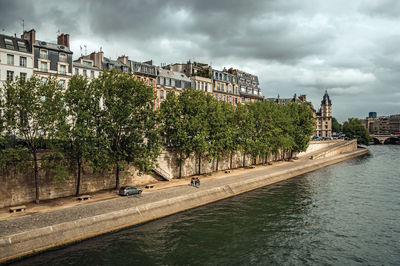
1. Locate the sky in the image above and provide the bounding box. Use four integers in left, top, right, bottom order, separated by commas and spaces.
1, 0, 399, 122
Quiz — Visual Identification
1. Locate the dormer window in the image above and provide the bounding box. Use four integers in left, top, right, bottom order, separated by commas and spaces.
83, 60, 92, 67
18, 41, 27, 52
59, 53, 67, 62
4, 38, 14, 49
40, 49, 48, 59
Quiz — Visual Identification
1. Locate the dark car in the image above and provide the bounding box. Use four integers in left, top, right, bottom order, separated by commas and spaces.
119, 186, 142, 196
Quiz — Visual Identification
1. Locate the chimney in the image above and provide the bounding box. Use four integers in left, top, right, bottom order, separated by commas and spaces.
89, 51, 104, 69
57, 33, 70, 48
21, 29, 36, 51
117, 55, 129, 65
298, 94, 307, 102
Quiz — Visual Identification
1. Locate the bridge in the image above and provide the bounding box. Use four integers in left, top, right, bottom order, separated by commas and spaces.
370, 134, 400, 144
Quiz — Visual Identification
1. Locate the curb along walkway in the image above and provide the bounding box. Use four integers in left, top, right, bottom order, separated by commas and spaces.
0, 147, 369, 262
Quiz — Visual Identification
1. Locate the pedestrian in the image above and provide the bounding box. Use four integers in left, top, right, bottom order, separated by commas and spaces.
190, 177, 195, 186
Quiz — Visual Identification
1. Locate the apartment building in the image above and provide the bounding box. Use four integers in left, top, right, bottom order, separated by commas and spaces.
156, 68, 192, 108
0, 32, 33, 87
227, 68, 263, 103
212, 68, 240, 107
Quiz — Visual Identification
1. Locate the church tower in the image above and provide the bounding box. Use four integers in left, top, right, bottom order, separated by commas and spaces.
318, 90, 332, 138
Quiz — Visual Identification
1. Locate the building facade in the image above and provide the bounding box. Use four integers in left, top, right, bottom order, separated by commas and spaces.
31, 32, 73, 90
0, 32, 33, 87
361, 113, 400, 134
156, 68, 192, 108
73, 56, 102, 80
212, 68, 240, 107
227, 68, 264, 103
315, 91, 332, 138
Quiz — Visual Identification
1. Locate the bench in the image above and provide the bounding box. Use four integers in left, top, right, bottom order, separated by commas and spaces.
77, 195, 91, 201
9, 205, 26, 213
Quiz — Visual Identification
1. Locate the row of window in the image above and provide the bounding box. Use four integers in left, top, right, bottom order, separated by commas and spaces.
74, 68, 96, 78
5, 70, 27, 81
39, 49, 67, 62
5, 54, 28, 67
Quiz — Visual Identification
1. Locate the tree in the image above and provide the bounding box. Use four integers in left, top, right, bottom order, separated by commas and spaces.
342, 118, 371, 145
289, 102, 315, 156
2, 76, 65, 203
234, 103, 255, 167
59, 75, 102, 196
332, 117, 342, 133
95, 70, 162, 189
207, 100, 236, 171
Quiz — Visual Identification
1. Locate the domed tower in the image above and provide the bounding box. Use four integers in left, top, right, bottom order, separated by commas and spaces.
320, 90, 332, 137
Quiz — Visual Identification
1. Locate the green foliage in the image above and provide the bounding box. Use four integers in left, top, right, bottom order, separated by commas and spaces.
1, 76, 65, 203
95, 70, 162, 188
332, 117, 342, 133
342, 118, 371, 145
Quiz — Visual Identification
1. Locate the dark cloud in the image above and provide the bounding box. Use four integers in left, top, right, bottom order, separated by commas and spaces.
1, 0, 400, 121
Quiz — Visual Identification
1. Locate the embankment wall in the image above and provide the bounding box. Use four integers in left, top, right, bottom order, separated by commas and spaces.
0, 145, 368, 263
0, 141, 342, 208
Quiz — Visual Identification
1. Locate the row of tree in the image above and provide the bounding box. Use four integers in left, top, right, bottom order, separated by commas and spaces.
0, 71, 315, 203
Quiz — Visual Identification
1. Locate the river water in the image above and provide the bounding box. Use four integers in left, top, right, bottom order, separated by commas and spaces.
10, 145, 400, 265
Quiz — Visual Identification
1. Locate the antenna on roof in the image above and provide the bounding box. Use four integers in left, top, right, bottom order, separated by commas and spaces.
20, 19, 24, 32
80, 45, 83, 56
84, 45, 87, 55
57, 29, 60, 35
100, 46, 102, 52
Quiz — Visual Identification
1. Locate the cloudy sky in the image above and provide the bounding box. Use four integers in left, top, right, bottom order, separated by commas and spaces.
1, 0, 399, 121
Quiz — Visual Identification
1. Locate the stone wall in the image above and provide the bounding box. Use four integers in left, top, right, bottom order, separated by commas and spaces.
0, 144, 314, 208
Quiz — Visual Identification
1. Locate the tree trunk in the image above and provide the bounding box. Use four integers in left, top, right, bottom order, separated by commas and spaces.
76, 159, 81, 196
33, 151, 40, 204
216, 157, 219, 171
243, 153, 246, 167
179, 152, 182, 178
230, 152, 233, 169
115, 164, 120, 189
198, 154, 201, 175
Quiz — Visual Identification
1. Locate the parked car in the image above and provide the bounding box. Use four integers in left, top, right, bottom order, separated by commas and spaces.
119, 186, 142, 196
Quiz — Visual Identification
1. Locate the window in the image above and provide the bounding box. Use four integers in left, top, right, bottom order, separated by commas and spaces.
75, 68, 79, 75
171, 79, 175, 87
40, 50, 47, 59
60, 65, 66, 75
17, 41, 27, 52
241, 97, 245, 103
4, 38, 14, 49
40, 61, 47, 72
149, 79, 153, 86
83, 70, 87, 77
59, 53, 67, 62
41, 77, 47, 85
59, 80, 65, 90
6, 71, 14, 81
165, 78, 170, 86
235, 98, 238, 104
7, 54, 14, 65
160, 90, 164, 100
91, 71, 94, 78
83, 60, 92, 67
20, 56, 27, 67
217, 83, 220, 91
20, 72, 27, 81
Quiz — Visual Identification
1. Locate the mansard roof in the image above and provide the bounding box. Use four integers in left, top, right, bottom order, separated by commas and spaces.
34, 40, 72, 53
321, 90, 332, 105
0, 34, 32, 53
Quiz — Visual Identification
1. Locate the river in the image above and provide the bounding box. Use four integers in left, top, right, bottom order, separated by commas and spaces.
9, 145, 400, 265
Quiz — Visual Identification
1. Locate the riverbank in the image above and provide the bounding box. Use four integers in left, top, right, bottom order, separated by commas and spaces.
0, 142, 368, 263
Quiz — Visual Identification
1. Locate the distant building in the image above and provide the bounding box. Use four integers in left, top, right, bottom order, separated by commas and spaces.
212, 68, 240, 106
369, 112, 377, 118
27, 30, 73, 90
0, 31, 34, 87
73, 56, 102, 80
315, 91, 332, 138
156, 68, 192, 108
266, 91, 332, 138
227, 68, 264, 103
361, 114, 400, 134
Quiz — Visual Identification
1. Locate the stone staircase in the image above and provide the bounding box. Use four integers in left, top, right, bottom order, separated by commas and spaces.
152, 167, 172, 181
